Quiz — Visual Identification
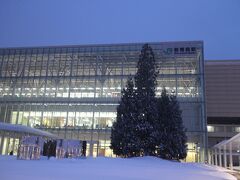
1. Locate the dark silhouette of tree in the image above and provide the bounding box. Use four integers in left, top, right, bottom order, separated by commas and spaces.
111, 44, 187, 160
156, 88, 187, 160
111, 78, 140, 157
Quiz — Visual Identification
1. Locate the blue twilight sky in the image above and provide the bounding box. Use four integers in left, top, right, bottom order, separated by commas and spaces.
0, 0, 239, 60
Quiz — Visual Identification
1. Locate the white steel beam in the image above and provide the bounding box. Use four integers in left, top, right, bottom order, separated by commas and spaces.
229, 142, 233, 170
219, 147, 222, 167
215, 148, 218, 166
224, 145, 227, 168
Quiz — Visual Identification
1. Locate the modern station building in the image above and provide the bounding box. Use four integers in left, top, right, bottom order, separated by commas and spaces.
0, 41, 207, 162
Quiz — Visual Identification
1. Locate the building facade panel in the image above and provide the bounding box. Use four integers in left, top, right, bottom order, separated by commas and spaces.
205, 60, 240, 148
205, 60, 240, 118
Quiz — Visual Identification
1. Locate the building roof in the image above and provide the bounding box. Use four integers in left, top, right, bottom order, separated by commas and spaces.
0, 41, 203, 50
0, 122, 58, 139
213, 132, 240, 151
205, 59, 240, 65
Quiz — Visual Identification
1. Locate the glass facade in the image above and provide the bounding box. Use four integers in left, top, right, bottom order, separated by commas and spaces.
0, 41, 207, 161
0, 131, 21, 155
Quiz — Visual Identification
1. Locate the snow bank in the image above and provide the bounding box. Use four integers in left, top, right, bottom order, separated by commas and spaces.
0, 155, 236, 180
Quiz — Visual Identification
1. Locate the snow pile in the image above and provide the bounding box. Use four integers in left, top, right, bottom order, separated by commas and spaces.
0, 155, 236, 180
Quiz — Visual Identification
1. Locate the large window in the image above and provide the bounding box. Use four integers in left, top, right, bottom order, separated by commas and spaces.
10, 110, 116, 129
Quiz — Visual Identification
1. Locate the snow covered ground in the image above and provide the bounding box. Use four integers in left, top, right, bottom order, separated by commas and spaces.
0, 155, 236, 180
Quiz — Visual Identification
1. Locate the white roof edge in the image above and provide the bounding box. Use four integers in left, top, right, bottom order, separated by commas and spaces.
213, 140, 228, 148
213, 132, 240, 148
0, 122, 58, 139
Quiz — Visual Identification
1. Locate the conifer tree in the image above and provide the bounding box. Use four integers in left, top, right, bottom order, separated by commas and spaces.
111, 44, 187, 160
110, 78, 140, 157
157, 88, 187, 160
134, 44, 158, 156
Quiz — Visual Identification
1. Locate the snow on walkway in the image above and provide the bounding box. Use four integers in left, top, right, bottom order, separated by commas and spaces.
0, 155, 236, 180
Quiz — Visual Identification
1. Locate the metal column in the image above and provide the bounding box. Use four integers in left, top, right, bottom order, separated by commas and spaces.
211, 149, 214, 165
219, 147, 222, 167
229, 142, 233, 170
224, 145, 227, 168
215, 148, 218, 166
